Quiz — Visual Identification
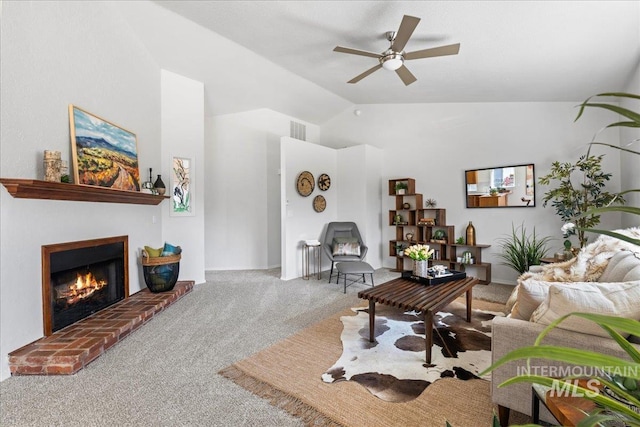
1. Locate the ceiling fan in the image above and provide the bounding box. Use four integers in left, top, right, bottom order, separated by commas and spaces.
333, 15, 460, 86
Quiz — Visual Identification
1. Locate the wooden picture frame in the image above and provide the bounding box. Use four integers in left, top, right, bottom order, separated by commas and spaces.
69, 105, 140, 191
170, 156, 194, 216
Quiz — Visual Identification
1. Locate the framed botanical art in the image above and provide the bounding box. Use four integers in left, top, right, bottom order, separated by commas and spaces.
171, 157, 194, 216
69, 105, 141, 191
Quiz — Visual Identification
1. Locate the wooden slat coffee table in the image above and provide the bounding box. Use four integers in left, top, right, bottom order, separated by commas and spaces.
358, 275, 478, 364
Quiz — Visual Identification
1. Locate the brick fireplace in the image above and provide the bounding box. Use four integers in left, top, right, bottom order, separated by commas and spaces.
7, 235, 194, 376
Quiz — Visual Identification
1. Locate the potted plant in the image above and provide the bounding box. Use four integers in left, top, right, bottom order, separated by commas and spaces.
496, 222, 553, 274
395, 181, 408, 195
538, 154, 622, 248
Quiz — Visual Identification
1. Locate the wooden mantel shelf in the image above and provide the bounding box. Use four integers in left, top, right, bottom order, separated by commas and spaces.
0, 178, 168, 205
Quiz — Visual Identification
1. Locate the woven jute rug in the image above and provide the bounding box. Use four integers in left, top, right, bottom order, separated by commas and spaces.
219, 298, 522, 427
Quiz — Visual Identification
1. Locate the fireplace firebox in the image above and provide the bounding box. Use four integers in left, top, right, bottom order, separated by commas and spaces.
42, 236, 129, 336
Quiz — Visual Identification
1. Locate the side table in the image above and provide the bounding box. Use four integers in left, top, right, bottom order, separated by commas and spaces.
531, 380, 597, 426
302, 240, 321, 280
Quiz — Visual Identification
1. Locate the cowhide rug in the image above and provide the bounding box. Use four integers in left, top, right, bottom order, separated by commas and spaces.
321, 302, 503, 403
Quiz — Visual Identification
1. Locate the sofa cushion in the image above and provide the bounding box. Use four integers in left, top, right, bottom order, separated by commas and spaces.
332, 237, 361, 256
509, 280, 554, 321
530, 281, 640, 337
598, 251, 640, 282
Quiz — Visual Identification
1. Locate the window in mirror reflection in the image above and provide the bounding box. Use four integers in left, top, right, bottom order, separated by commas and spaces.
465, 164, 535, 208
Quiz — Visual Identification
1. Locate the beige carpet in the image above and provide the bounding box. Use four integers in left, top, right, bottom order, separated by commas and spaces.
220, 298, 529, 427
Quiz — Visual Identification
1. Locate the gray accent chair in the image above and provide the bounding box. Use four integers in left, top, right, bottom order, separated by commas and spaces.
322, 222, 368, 283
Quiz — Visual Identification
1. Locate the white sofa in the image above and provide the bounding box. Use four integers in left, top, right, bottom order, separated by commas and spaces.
491, 231, 640, 426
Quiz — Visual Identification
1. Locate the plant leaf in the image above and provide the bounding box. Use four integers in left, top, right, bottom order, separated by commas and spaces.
498, 375, 640, 421
481, 346, 640, 379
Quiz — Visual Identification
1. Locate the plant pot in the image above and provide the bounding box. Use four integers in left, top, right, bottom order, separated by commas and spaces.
413, 260, 429, 278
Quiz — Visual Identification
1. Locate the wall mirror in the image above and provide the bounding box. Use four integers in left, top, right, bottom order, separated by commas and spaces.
465, 164, 535, 208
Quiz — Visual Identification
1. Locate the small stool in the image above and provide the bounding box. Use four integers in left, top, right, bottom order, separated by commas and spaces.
302, 240, 321, 280
336, 261, 374, 293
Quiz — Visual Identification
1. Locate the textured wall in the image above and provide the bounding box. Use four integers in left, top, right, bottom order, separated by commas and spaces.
0, 1, 161, 381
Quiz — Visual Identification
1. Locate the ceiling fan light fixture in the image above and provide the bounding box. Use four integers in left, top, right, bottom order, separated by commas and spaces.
380, 53, 404, 71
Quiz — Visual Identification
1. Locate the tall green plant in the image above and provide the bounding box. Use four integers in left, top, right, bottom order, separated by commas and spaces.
496, 223, 552, 274
574, 92, 640, 247
538, 155, 621, 248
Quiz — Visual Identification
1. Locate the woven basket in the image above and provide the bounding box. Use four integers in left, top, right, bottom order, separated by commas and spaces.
141, 250, 181, 266
141, 249, 181, 293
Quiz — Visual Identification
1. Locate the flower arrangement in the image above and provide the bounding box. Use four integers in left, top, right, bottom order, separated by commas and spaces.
403, 244, 434, 261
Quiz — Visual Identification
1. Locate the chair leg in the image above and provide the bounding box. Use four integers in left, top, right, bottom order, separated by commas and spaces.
328, 262, 334, 283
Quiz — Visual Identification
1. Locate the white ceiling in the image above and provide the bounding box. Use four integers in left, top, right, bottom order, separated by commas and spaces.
153, 0, 640, 109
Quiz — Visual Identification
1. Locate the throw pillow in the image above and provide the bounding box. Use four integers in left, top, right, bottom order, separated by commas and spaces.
505, 285, 519, 314
598, 251, 640, 282
530, 281, 640, 338
162, 242, 182, 256
332, 237, 361, 257
144, 246, 163, 258
509, 280, 554, 321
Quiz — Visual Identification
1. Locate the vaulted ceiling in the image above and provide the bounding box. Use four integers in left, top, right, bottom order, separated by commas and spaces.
134, 1, 640, 123
155, 1, 639, 101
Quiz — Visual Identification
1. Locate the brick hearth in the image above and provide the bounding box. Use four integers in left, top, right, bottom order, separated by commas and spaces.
8, 281, 194, 376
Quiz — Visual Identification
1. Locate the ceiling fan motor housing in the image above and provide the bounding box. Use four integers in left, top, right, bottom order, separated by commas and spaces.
380, 50, 404, 71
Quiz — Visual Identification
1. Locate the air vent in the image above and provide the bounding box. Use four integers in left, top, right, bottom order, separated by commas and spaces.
290, 121, 306, 141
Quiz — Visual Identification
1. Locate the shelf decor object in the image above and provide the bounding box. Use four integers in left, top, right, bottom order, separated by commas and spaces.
141, 168, 155, 194
43, 150, 62, 182
296, 171, 314, 197
153, 175, 166, 196
69, 105, 141, 192
466, 221, 476, 245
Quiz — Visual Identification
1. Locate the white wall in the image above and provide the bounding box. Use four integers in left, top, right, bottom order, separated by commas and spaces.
0, 1, 162, 381
621, 59, 640, 228
337, 145, 384, 269
281, 137, 338, 280
321, 102, 623, 285
205, 110, 320, 270
160, 70, 206, 284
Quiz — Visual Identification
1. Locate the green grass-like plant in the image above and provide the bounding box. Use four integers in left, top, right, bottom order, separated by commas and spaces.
496, 223, 553, 274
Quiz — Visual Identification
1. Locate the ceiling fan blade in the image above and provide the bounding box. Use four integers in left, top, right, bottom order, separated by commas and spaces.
391, 15, 420, 52
333, 46, 381, 59
347, 64, 383, 84
405, 43, 460, 60
395, 65, 417, 86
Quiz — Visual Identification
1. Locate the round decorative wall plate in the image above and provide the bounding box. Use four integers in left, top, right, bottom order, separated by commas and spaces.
318, 173, 331, 191
296, 171, 315, 197
313, 195, 326, 212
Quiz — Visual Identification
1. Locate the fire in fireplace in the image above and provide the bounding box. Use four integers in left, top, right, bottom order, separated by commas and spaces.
42, 236, 129, 335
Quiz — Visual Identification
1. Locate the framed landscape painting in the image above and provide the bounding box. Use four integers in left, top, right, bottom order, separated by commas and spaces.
171, 157, 193, 216
69, 105, 141, 191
